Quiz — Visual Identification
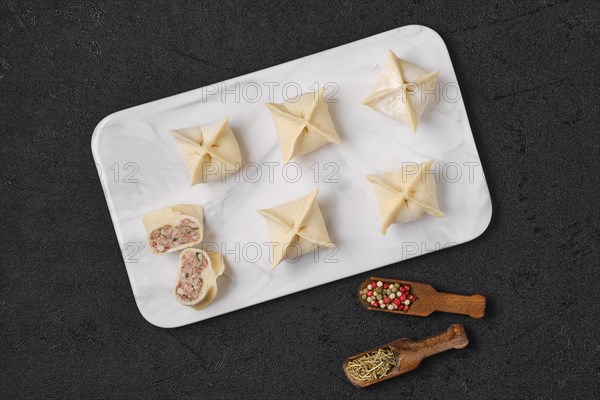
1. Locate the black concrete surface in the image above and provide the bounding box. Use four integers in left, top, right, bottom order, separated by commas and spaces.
1, 1, 599, 398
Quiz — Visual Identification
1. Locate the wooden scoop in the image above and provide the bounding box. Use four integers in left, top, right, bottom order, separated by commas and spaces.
344, 324, 468, 388
359, 277, 486, 318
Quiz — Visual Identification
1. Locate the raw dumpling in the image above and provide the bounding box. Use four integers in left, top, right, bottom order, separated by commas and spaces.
365, 160, 444, 235
174, 249, 225, 307
191, 251, 226, 310
170, 117, 241, 185
363, 50, 439, 132
257, 189, 334, 269
266, 88, 342, 163
142, 204, 204, 255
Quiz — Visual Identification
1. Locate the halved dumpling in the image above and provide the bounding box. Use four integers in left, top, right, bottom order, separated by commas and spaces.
192, 251, 226, 310
142, 205, 204, 255
174, 248, 223, 307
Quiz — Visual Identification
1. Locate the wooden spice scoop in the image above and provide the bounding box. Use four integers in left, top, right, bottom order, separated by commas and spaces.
344, 324, 468, 388
359, 277, 486, 318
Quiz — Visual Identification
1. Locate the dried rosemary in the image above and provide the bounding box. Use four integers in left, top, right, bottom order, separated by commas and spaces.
345, 348, 397, 382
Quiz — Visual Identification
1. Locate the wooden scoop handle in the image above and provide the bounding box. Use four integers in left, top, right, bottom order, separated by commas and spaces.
430, 292, 486, 318
408, 324, 469, 360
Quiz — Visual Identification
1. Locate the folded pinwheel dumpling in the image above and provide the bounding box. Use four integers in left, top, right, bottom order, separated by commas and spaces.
174, 248, 225, 307
266, 88, 342, 163
142, 204, 204, 255
363, 50, 439, 132
170, 117, 241, 185
258, 189, 334, 269
365, 160, 444, 235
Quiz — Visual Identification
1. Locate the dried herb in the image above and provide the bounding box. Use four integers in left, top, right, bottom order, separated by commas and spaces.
345, 348, 397, 382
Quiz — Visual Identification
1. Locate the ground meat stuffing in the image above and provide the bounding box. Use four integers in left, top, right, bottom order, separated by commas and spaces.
176, 250, 210, 303
148, 218, 201, 254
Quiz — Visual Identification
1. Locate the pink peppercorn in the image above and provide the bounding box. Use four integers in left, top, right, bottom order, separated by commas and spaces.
372, 301, 379, 308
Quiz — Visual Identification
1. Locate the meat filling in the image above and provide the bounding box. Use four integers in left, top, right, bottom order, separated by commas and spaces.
176, 251, 210, 303
148, 218, 201, 254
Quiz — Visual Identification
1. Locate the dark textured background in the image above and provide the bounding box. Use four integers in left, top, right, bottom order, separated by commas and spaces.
1, 1, 599, 398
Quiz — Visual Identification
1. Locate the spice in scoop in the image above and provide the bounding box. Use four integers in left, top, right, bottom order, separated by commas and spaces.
344, 348, 397, 383
359, 280, 416, 312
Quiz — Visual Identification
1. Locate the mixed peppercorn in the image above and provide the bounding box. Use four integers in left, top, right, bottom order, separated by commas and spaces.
359, 280, 416, 312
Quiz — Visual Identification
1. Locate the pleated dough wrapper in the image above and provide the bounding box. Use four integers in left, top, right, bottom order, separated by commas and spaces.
365, 160, 444, 235
266, 88, 342, 163
258, 189, 334, 269
363, 50, 439, 132
174, 249, 225, 307
142, 204, 204, 255
170, 117, 241, 185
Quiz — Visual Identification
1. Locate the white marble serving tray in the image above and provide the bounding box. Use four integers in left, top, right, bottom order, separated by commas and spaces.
91, 25, 492, 328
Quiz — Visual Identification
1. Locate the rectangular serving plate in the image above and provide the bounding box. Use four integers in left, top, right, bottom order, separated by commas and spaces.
91, 25, 492, 328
